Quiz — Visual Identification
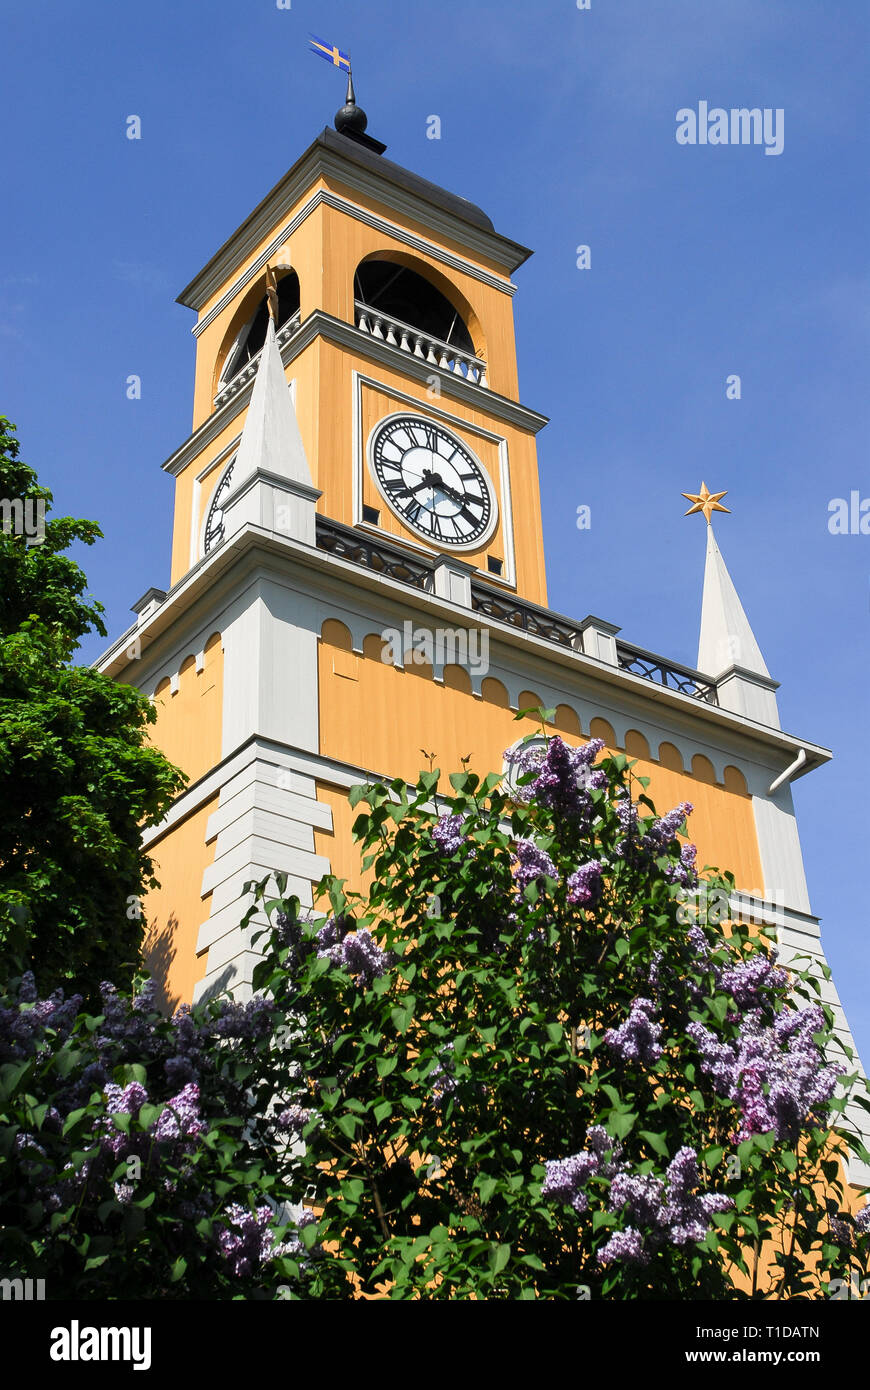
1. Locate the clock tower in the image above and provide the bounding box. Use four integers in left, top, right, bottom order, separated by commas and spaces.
96, 87, 868, 1185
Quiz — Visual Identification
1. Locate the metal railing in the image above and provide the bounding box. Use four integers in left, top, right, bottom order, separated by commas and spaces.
616, 643, 719, 705
470, 584, 583, 649
313, 518, 719, 705
315, 517, 432, 590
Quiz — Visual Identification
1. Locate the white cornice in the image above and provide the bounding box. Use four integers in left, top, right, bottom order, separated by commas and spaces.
160, 312, 549, 478
94, 520, 831, 776
178, 136, 530, 315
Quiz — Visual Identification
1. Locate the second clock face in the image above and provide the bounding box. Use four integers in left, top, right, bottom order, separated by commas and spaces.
369, 415, 495, 547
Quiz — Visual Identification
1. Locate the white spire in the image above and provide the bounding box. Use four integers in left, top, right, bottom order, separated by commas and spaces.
698, 523, 770, 679
233, 316, 313, 488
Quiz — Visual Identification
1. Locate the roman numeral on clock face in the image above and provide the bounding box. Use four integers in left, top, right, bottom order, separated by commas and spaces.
384, 479, 413, 499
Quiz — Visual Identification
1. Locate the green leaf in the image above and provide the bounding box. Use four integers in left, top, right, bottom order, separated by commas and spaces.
390, 1001, 415, 1034
608, 1111, 637, 1140
639, 1130, 670, 1159
477, 1175, 498, 1203
336, 1113, 359, 1140
488, 1242, 511, 1275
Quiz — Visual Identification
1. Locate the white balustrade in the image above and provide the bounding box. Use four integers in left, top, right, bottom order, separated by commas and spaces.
355, 301, 488, 388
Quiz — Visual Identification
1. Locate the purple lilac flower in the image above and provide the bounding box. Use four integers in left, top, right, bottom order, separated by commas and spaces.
665, 842, 698, 888
586, 1126, 624, 1177
274, 1209, 321, 1263
430, 1045, 458, 1107
318, 928, 390, 985
643, 803, 694, 852
103, 1081, 149, 1117
604, 998, 663, 1064
432, 814, 465, 854
512, 839, 558, 891
542, 1127, 624, 1215
614, 796, 639, 855
608, 1170, 666, 1226
566, 860, 603, 906
316, 915, 351, 952
277, 1105, 314, 1135
504, 735, 606, 819
152, 1083, 206, 1143
688, 1005, 842, 1143
217, 1204, 276, 1278
829, 1213, 853, 1243
718, 954, 789, 1010
855, 1206, 870, 1235
659, 1147, 733, 1245
541, 1151, 600, 1214
0, 976, 83, 1062
542, 1131, 731, 1264
598, 1227, 648, 1266
602, 1147, 732, 1262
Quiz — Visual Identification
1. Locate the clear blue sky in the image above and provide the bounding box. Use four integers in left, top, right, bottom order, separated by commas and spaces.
2, 1, 868, 1059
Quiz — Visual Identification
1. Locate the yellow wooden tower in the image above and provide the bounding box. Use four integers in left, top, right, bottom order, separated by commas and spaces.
96, 84, 867, 1184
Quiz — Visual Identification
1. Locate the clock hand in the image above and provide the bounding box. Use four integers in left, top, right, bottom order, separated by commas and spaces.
415, 469, 465, 505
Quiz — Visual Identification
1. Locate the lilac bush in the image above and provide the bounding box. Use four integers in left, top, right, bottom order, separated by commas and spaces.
238, 727, 870, 1299
0, 968, 324, 1299
3, 724, 868, 1300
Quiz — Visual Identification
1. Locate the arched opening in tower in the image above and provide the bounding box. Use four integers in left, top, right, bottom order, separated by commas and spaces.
354, 259, 475, 354
220, 270, 301, 386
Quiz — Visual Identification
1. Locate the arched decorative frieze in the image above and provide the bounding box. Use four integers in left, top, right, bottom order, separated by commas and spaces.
405, 657, 434, 682
723, 764, 749, 796
320, 618, 353, 652
517, 690, 546, 718
362, 632, 390, 663
141, 628, 224, 703
691, 753, 718, 786
481, 676, 510, 708
624, 729, 651, 760
589, 717, 616, 749
443, 664, 473, 695
657, 740, 685, 773
553, 704, 582, 737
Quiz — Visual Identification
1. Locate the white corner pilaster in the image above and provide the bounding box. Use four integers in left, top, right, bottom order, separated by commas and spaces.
193, 749, 333, 1003
751, 784, 811, 915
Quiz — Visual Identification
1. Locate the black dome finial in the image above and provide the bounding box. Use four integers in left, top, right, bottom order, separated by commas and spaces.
334, 70, 368, 136
333, 68, 387, 154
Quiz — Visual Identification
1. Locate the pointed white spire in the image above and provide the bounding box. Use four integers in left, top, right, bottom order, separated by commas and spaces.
698, 523, 770, 679
233, 316, 313, 489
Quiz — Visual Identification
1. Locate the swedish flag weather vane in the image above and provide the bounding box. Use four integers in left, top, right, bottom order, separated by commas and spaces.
308, 34, 352, 74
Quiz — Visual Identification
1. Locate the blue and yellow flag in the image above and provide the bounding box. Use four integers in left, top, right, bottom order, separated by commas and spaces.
308, 35, 351, 72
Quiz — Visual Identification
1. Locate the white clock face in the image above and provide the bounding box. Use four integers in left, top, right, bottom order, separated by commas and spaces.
203, 460, 235, 555
369, 414, 495, 548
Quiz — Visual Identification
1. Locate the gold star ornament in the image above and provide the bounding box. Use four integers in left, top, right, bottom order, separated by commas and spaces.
682, 482, 730, 525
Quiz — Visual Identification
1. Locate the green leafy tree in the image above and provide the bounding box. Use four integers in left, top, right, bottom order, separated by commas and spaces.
0, 417, 186, 998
